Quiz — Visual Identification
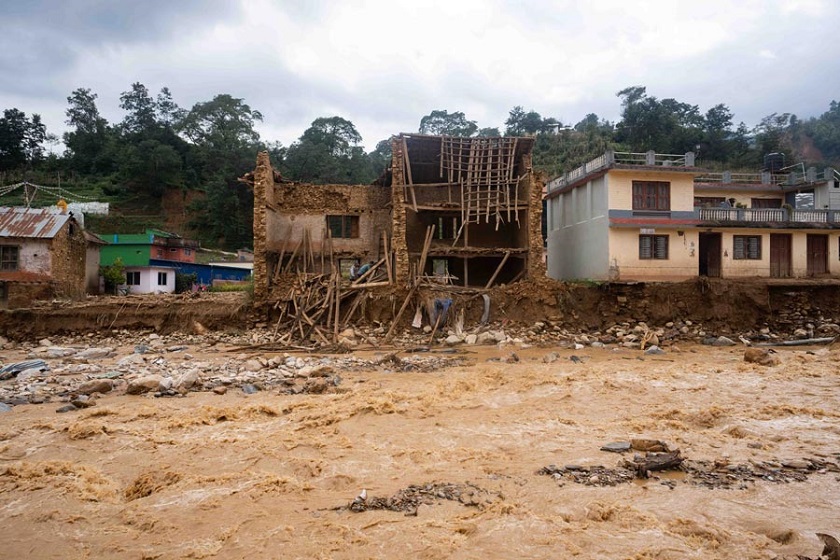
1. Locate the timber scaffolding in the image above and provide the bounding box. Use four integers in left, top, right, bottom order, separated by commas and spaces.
249, 135, 545, 348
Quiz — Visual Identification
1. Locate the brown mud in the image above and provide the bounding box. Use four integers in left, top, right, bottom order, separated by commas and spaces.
0, 342, 838, 558
3, 278, 840, 341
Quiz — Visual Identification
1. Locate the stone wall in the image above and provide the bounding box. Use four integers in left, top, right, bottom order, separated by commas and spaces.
2, 281, 53, 309
527, 159, 547, 279
49, 219, 87, 299
390, 138, 409, 286
252, 151, 272, 304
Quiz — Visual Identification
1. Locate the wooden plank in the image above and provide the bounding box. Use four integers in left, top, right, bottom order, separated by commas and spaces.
484, 251, 510, 289
383, 231, 393, 284
350, 257, 386, 286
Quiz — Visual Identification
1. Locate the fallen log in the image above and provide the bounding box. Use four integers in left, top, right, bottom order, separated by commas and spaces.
630, 450, 683, 478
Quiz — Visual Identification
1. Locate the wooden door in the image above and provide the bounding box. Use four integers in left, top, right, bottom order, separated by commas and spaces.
770, 234, 792, 278
699, 233, 722, 277
807, 234, 828, 276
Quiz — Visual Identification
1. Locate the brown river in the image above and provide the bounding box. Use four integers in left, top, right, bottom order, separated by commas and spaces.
1, 343, 838, 559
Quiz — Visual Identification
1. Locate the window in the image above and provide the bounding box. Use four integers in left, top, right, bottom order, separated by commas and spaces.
126, 271, 141, 285
157, 272, 168, 286
633, 181, 670, 211
157, 249, 164, 258
694, 197, 725, 208
435, 216, 462, 239
751, 198, 782, 209
184, 248, 192, 256
639, 235, 669, 260
733, 235, 761, 259
326, 215, 359, 238
0, 246, 19, 271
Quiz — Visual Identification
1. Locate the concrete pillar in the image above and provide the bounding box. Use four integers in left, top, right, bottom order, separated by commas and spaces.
685, 151, 695, 167
646, 150, 656, 165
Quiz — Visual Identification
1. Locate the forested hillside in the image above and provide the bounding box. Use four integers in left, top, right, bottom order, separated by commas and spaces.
1, 84, 838, 249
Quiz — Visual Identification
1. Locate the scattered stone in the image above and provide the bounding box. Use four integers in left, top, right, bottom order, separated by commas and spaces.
174, 370, 200, 391
70, 394, 96, 408
0, 402, 12, 413
241, 384, 259, 394
16, 367, 49, 381
39, 338, 53, 347
77, 379, 114, 395
600, 441, 632, 453
464, 334, 477, 345
644, 345, 665, 355
543, 352, 559, 364
213, 386, 228, 395
126, 375, 164, 395
134, 344, 149, 354
56, 404, 78, 413
711, 336, 736, 347
743, 348, 780, 366
242, 359, 263, 372
444, 334, 462, 346
631, 439, 670, 452
74, 347, 114, 360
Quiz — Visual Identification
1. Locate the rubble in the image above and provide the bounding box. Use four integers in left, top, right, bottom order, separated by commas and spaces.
339, 482, 498, 514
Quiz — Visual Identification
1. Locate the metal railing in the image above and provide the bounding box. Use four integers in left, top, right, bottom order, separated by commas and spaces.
698, 207, 840, 223
547, 150, 695, 193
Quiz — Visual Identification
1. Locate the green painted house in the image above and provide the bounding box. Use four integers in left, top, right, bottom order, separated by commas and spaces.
99, 229, 199, 267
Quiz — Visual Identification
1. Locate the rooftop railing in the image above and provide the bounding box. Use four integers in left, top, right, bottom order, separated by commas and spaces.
547, 150, 696, 193
698, 207, 840, 223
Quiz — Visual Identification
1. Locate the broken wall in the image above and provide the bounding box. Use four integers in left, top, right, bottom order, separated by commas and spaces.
49, 220, 87, 299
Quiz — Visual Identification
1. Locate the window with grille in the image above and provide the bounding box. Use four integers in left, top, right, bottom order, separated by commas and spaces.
633, 181, 670, 211
0, 246, 19, 271
326, 215, 359, 238
639, 235, 669, 260
750, 198, 782, 209
733, 235, 761, 259
126, 271, 140, 285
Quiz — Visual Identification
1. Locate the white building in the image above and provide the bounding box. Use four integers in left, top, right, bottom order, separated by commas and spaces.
121, 265, 176, 294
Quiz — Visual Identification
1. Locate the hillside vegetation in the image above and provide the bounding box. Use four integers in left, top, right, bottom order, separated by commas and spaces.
1, 84, 838, 248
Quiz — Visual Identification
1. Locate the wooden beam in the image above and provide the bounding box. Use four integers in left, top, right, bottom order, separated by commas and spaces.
484, 251, 510, 289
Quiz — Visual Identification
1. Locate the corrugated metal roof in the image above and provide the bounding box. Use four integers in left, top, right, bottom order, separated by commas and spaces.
0, 207, 70, 239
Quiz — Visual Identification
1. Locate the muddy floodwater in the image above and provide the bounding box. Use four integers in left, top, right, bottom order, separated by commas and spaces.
1, 343, 838, 559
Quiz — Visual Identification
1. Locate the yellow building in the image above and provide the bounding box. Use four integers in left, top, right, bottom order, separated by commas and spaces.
545, 150, 840, 281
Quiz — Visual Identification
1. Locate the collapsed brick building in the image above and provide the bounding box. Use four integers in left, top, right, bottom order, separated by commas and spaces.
0, 207, 88, 308
250, 134, 545, 325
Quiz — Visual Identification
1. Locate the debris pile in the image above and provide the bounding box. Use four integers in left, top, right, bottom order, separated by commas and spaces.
339, 482, 496, 515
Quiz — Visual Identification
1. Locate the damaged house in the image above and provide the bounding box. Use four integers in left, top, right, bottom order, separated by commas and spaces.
0, 207, 88, 308
249, 134, 544, 334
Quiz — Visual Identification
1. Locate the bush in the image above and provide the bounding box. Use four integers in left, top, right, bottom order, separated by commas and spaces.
175, 272, 198, 293
101, 257, 125, 295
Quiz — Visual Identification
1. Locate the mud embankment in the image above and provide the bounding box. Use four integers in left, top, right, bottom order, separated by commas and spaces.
1, 279, 839, 340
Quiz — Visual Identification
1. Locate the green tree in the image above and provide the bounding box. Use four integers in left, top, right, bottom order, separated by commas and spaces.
101, 257, 126, 294
0, 109, 50, 170
615, 86, 704, 153
504, 106, 552, 136
476, 127, 501, 137
63, 87, 114, 174
179, 94, 262, 154
180, 94, 264, 249
119, 82, 158, 135
283, 116, 373, 184
418, 110, 478, 137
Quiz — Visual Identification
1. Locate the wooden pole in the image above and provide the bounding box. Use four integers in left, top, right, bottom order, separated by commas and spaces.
484, 251, 510, 289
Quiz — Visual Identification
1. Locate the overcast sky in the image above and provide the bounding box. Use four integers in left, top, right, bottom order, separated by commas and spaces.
1, 0, 838, 151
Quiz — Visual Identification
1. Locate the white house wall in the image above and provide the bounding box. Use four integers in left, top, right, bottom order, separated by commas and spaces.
8, 239, 52, 275
123, 267, 176, 294
546, 175, 610, 280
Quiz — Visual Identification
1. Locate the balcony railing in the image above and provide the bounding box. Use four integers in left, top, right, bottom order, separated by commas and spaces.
547, 150, 695, 193
698, 207, 840, 223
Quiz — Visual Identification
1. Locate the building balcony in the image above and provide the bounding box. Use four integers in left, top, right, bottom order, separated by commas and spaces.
697, 207, 840, 226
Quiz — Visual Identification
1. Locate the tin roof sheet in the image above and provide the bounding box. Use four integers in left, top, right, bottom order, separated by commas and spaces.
0, 207, 70, 239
